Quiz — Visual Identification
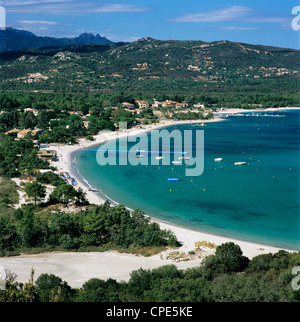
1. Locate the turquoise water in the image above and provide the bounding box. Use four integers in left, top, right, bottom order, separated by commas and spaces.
76, 110, 300, 250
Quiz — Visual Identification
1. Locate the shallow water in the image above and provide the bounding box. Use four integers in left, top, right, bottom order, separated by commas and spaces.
77, 110, 300, 250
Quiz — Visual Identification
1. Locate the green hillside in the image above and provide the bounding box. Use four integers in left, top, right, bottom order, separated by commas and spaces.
0, 38, 299, 106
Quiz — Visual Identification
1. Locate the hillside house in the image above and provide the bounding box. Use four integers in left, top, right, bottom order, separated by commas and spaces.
5, 129, 20, 135
122, 102, 135, 110
162, 100, 177, 107
31, 128, 43, 135
175, 102, 189, 109
17, 129, 32, 138
160, 100, 189, 109
135, 100, 149, 109
83, 121, 90, 129
152, 101, 163, 108
69, 111, 83, 116
24, 108, 39, 116
194, 103, 205, 109
37, 150, 57, 161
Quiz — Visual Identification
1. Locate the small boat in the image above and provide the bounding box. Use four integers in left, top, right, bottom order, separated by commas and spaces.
137, 155, 145, 158
172, 161, 181, 164
214, 158, 223, 162
195, 122, 206, 127
168, 178, 180, 182
156, 156, 164, 160
234, 162, 246, 165
88, 188, 98, 192
136, 149, 146, 152
178, 157, 190, 160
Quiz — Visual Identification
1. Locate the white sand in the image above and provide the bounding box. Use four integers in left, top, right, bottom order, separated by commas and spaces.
0, 251, 207, 287
1, 116, 297, 287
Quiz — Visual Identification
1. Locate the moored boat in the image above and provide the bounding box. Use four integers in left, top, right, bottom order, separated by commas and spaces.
234, 161, 246, 165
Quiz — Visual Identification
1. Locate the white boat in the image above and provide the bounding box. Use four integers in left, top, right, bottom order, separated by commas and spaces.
234, 162, 246, 165
137, 155, 145, 158
156, 156, 164, 160
214, 158, 223, 162
178, 157, 190, 160
172, 161, 181, 164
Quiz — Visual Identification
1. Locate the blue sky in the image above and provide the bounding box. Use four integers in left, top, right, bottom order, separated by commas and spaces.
1, 0, 299, 48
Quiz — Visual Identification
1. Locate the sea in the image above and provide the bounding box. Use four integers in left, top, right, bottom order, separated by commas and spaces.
75, 110, 300, 250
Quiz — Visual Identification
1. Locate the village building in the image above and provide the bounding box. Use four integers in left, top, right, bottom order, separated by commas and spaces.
122, 102, 135, 110
24, 108, 39, 116
175, 102, 189, 109
69, 111, 83, 116
194, 103, 205, 109
152, 101, 163, 108
83, 121, 90, 129
32, 128, 43, 135
5, 129, 21, 135
135, 100, 149, 109
17, 129, 32, 139
161, 100, 189, 108
37, 150, 57, 161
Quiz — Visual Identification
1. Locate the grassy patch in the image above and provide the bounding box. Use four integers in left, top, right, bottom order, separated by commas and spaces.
195, 241, 217, 249
0, 244, 169, 258
0, 177, 19, 205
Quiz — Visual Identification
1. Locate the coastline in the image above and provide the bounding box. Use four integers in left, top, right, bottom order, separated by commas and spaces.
1, 112, 297, 287
46, 115, 296, 257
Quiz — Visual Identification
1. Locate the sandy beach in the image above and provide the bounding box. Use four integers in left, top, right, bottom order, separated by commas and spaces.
1, 113, 297, 287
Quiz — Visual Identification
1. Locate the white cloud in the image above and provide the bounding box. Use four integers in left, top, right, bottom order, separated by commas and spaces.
93, 4, 147, 13
172, 6, 251, 23
172, 6, 291, 27
0, 0, 66, 5
218, 26, 260, 31
1, 1, 148, 15
17, 20, 58, 25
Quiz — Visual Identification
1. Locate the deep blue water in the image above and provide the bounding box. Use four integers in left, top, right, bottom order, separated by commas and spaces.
76, 110, 300, 250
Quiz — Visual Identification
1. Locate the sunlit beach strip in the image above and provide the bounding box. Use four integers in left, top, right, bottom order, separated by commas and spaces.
79, 149, 189, 154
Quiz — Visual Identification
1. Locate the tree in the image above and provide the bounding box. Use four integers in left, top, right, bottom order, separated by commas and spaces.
35, 273, 73, 302
215, 242, 249, 273
50, 184, 77, 205
19, 112, 37, 129
75, 187, 89, 206
0, 269, 38, 302
25, 182, 46, 206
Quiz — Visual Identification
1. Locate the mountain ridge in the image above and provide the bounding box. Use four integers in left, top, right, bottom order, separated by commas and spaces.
0, 28, 113, 52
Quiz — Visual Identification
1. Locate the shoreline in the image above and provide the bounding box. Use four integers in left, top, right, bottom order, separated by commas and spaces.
1, 112, 297, 286
47, 115, 297, 257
